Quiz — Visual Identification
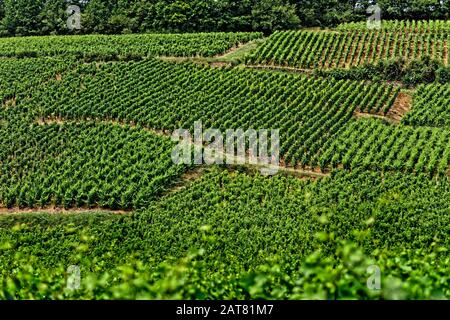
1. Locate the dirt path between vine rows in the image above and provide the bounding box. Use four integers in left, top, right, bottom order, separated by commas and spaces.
158, 40, 263, 68
215, 41, 255, 59
245, 64, 313, 74
354, 91, 412, 124
36, 117, 331, 180
3, 119, 330, 216
386, 91, 412, 122
0, 207, 131, 215
354, 111, 397, 124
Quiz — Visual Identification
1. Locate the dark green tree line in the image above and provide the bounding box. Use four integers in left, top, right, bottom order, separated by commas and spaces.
0, 0, 449, 36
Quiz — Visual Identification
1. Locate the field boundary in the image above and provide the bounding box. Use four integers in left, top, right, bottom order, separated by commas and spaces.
354, 91, 412, 124
354, 111, 398, 124
245, 64, 313, 74
0, 207, 131, 215
36, 117, 331, 179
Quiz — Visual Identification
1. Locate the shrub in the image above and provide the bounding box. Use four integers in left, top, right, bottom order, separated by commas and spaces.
436, 67, 450, 83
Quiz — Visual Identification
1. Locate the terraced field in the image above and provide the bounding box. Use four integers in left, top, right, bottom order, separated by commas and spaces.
247, 29, 449, 69
337, 20, 450, 33
403, 83, 450, 127
0, 28, 448, 300
27, 59, 404, 169
0, 32, 262, 58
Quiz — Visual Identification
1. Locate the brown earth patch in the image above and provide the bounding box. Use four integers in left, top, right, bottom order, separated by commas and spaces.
444, 41, 448, 66
36, 117, 66, 125
354, 92, 412, 124
386, 91, 412, 122
36, 117, 171, 137
210, 62, 232, 68
163, 166, 207, 196
3, 96, 16, 107
246, 64, 313, 74
158, 56, 231, 68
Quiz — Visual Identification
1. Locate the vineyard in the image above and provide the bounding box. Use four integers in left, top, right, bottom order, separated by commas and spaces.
0, 122, 188, 210
0, 57, 76, 103
402, 83, 450, 127
0, 169, 448, 299
337, 20, 450, 33
23, 59, 405, 171
320, 118, 450, 174
247, 30, 449, 69
0, 25, 448, 300
0, 32, 262, 59
20, 58, 449, 174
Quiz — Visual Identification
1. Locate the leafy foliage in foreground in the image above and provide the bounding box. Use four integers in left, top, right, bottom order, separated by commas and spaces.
0, 169, 448, 299
1, 240, 448, 300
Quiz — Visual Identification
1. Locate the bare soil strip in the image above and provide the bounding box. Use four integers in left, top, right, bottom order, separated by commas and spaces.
158, 40, 262, 68
158, 56, 233, 68
163, 166, 207, 196
386, 91, 412, 122
245, 64, 313, 74
354, 111, 397, 124
215, 41, 257, 59
2, 96, 16, 107
36, 117, 169, 136
444, 41, 448, 66
354, 91, 412, 124
158, 55, 213, 64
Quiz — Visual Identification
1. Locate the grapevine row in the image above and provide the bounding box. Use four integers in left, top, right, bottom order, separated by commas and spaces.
337, 20, 450, 33
23, 59, 428, 172
0, 32, 262, 58
247, 30, 448, 69
0, 122, 188, 210
402, 83, 450, 127
319, 118, 450, 175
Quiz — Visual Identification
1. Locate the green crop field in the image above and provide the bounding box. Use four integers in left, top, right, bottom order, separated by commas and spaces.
0, 32, 262, 59
247, 29, 449, 69
0, 20, 448, 301
337, 20, 450, 33
403, 83, 450, 127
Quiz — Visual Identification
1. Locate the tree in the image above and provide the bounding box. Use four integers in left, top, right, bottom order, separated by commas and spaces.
2, 0, 44, 36
39, 0, 67, 35
252, 0, 300, 34
2, 0, 450, 37
83, 0, 117, 34
292, 0, 360, 27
